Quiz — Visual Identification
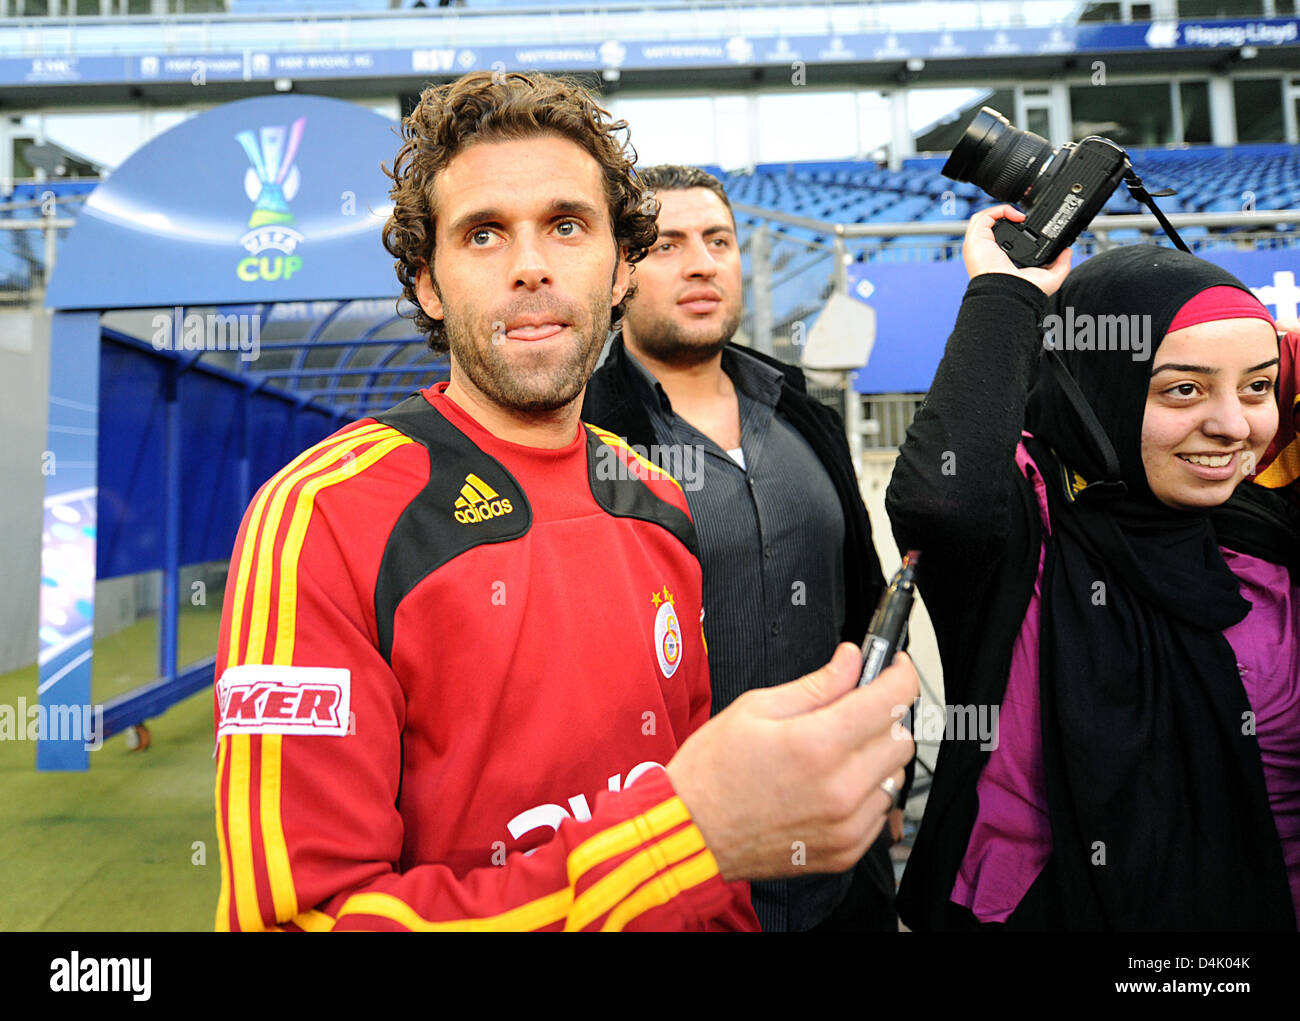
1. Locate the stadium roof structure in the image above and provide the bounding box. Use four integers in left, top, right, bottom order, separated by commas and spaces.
38, 94, 440, 770
46, 91, 440, 422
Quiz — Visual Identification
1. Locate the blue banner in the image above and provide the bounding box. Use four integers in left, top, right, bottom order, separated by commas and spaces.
849, 247, 1300, 394
46, 94, 401, 310
3, 16, 1296, 87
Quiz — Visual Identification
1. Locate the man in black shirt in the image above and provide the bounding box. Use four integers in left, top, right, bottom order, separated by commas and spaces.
583, 164, 903, 931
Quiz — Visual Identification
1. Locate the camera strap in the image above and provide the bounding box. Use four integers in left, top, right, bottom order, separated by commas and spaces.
1041, 348, 1126, 499
1122, 169, 1191, 255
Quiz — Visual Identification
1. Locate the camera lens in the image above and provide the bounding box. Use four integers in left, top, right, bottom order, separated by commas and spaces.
942, 107, 1056, 206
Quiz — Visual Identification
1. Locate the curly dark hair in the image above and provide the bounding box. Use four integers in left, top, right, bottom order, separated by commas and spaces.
382, 71, 660, 354
634, 164, 736, 226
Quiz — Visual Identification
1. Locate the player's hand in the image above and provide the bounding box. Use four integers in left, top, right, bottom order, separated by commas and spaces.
963, 204, 1072, 296
665, 645, 918, 882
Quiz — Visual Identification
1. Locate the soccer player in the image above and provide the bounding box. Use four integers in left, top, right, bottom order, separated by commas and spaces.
212, 71, 916, 932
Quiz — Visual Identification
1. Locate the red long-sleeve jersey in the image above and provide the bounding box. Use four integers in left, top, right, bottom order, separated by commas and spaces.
213, 384, 758, 931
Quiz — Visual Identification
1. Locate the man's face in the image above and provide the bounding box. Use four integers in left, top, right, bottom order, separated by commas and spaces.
415, 134, 630, 414
621, 187, 742, 365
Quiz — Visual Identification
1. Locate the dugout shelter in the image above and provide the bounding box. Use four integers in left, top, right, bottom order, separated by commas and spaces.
38, 94, 436, 770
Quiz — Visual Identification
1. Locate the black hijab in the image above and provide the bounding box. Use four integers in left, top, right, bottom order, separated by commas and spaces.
1022, 245, 1293, 930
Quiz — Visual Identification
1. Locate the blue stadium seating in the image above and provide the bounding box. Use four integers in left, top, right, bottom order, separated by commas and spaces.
6, 144, 1297, 312
719, 145, 1299, 237
712, 144, 1300, 332
1, 181, 96, 294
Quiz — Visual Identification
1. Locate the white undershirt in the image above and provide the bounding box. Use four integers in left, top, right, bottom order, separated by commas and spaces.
726, 447, 746, 469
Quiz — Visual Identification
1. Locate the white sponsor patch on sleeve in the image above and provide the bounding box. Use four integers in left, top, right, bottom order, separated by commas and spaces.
216, 664, 351, 738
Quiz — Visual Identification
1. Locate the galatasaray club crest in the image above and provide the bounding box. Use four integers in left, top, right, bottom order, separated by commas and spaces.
652, 586, 682, 679
235, 116, 306, 282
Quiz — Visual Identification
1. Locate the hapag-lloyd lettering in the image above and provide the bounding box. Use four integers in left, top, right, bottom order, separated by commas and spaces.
1183, 22, 1298, 47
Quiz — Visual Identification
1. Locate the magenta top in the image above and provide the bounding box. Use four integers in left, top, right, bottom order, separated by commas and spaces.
950, 438, 1300, 926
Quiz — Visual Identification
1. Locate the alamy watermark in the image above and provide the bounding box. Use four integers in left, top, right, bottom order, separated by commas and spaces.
893, 702, 1000, 751
50, 952, 150, 1001
593, 441, 706, 492
0, 698, 103, 751
1043, 307, 1152, 362
152, 306, 261, 362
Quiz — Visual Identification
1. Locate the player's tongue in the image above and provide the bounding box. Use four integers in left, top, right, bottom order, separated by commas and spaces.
506, 322, 565, 342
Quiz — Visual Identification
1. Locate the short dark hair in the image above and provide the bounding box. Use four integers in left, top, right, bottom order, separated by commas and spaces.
634, 164, 735, 227
382, 72, 659, 354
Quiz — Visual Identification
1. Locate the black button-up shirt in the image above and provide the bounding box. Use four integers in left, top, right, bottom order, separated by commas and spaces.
623, 346, 847, 931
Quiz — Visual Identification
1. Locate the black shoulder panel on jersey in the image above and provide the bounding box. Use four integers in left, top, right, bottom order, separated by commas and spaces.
371, 395, 531, 664
584, 426, 699, 560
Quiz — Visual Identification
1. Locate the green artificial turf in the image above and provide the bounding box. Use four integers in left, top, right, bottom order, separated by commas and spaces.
0, 606, 222, 932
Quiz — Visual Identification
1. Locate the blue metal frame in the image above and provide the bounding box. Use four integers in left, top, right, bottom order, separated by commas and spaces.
330, 314, 408, 394
252, 363, 436, 379
99, 659, 216, 742
36, 310, 102, 771
160, 353, 181, 684
259, 336, 414, 350
290, 301, 348, 373
37, 313, 369, 770
299, 384, 440, 397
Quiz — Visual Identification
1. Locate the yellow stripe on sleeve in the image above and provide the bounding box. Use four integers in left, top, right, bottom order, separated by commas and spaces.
225, 422, 388, 669
226, 735, 262, 932
566, 795, 689, 884
272, 434, 412, 662
564, 822, 706, 931
243, 424, 394, 668
335, 888, 575, 932
214, 737, 232, 932
600, 847, 722, 932
257, 433, 413, 922
220, 423, 401, 932
331, 797, 698, 931
291, 909, 337, 932
259, 734, 296, 922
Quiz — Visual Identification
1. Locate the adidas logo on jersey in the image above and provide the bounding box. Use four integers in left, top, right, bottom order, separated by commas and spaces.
454, 473, 514, 524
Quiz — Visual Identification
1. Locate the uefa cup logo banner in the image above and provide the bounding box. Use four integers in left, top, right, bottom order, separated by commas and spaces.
235, 116, 307, 283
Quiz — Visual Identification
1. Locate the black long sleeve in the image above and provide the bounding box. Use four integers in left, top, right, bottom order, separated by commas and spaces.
889, 274, 1057, 930
885, 274, 1049, 700
887, 272, 1048, 566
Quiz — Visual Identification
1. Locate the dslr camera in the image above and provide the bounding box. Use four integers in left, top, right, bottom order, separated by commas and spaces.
942, 107, 1131, 267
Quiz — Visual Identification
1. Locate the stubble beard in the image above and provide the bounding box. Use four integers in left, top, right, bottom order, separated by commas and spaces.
444, 294, 612, 415
624, 302, 742, 367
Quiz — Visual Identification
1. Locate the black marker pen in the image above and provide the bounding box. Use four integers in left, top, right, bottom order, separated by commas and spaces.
858, 550, 920, 686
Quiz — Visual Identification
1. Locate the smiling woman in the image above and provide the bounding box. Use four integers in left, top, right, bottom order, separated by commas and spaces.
1142, 306, 1280, 510
888, 210, 1300, 932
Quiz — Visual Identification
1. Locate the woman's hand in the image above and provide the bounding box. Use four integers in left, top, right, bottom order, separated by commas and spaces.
962, 204, 1073, 297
